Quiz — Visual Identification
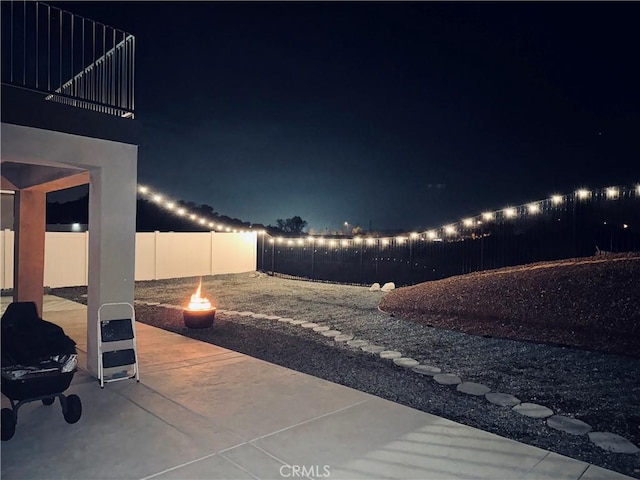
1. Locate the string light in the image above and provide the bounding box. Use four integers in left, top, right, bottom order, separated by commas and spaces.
136, 183, 256, 234
606, 187, 619, 199
527, 203, 540, 214
137, 182, 636, 245
576, 189, 590, 200
504, 207, 517, 218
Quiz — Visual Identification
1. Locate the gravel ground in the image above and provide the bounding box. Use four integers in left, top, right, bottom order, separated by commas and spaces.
53, 268, 640, 478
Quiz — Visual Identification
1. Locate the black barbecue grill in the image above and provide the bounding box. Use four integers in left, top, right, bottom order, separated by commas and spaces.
1, 301, 82, 441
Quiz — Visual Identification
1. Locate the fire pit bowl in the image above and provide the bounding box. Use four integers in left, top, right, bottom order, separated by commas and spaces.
183, 280, 216, 328
183, 308, 216, 329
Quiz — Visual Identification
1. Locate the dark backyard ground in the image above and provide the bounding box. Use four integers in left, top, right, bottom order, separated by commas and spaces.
53, 254, 640, 478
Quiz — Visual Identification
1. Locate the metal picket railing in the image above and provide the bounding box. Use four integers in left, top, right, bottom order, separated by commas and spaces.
1, 0, 135, 118
259, 185, 640, 286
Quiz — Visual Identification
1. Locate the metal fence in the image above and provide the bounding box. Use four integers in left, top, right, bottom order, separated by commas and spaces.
258, 185, 640, 286
1, 0, 135, 118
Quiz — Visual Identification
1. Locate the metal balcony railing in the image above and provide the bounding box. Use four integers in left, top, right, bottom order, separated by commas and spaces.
1, 0, 135, 118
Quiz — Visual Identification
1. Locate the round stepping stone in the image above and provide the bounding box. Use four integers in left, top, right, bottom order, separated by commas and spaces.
215, 309, 227, 314
485, 392, 521, 407
412, 365, 441, 376
265, 315, 281, 320
513, 403, 553, 419
588, 432, 639, 454
313, 325, 330, 332
361, 345, 386, 354
225, 311, 239, 315
379, 350, 402, 360
146, 301, 161, 306
289, 319, 307, 325
252, 313, 268, 319
393, 357, 419, 368
278, 317, 293, 322
321, 330, 341, 337
334, 334, 354, 342
301, 322, 319, 329
347, 339, 369, 347
433, 374, 462, 385
547, 415, 592, 435
457, 382, 491, 396
238, 311, 254, 317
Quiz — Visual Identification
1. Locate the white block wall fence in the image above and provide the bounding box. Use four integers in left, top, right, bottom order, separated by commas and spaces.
0, 230, 257, 289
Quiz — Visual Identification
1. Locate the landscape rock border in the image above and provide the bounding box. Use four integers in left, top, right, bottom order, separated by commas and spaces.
136, 297, 640, 457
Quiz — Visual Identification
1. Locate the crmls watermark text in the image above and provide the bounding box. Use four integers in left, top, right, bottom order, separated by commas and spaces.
279, 465, 331, 478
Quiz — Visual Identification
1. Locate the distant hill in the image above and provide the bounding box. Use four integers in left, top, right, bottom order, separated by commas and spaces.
46, 195, 264, 232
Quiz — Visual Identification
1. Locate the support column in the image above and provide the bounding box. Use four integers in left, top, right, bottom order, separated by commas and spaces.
86, 161, 137, 375
13, 189, 46, 316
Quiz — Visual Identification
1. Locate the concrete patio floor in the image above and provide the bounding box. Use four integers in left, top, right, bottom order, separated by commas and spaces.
1, 296, 633, 480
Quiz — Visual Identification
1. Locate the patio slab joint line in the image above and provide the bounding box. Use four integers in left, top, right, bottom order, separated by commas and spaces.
217, 451, 267, 480
139, 451, 220, 480
251, 398, 371, 442
120, 382, 233, 439
241, 443, 315, 480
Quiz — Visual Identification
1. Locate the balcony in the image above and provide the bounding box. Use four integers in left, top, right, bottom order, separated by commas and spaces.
1, 0, 135, 119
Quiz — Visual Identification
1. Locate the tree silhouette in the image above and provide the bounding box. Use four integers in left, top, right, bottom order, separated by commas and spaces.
276, 216, 308, 234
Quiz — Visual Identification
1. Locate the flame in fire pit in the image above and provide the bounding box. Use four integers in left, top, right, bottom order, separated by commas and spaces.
187, 280, 213, 311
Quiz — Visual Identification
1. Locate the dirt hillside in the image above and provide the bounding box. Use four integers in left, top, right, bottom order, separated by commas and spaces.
380, 254, 640, 357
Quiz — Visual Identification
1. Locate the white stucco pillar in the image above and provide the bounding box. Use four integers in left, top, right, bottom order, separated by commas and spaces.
2, 124, 138, 378
86, 159, 137, 375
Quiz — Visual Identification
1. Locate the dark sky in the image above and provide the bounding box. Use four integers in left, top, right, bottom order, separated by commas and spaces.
51, 1, 640, 232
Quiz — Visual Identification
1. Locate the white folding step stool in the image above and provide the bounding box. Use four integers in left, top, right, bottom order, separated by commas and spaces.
97, 302, 140, 388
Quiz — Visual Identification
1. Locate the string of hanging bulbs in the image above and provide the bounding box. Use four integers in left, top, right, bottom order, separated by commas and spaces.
137, 183, 639, 244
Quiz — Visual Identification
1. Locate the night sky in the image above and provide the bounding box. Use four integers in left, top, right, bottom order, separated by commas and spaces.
50, 1, 639, 233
